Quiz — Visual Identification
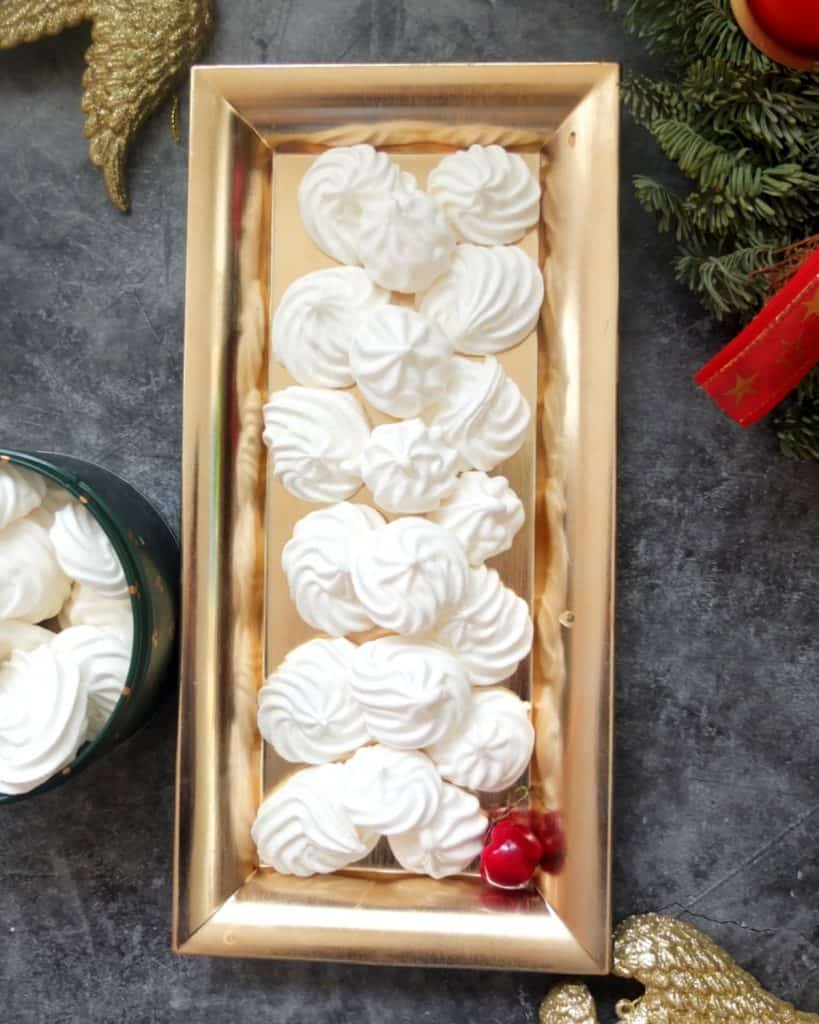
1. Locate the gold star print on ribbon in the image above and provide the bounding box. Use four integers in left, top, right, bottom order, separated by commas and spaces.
0, 0, 215, 211
696, 249, 819, 428
724, 372, 758, 405
803, 291, 819, 321
539, 914, 819, 1024
777, 331, 807, 368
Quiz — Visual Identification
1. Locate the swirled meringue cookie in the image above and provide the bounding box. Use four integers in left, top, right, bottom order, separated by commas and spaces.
57, 584, 134, 649
416, 244, 544, 355
281, 502, 384, 635
429, 356, 530, 472
427, 471, 524, 566
298, 144, 415, 264
350, 637, 470, 750
351, 517, 469, 635
0, 621, 54, 660
28, 480, 73, 528
357, 189, 455, 293
0, 463, 46, 530
388, 782, 486, 879
252, 763, 379, 876
263, 387, 370, 503
361, 419, 458, 514
427, 688, 535, 793
259, 638, 369, 764
434, 565, 533, 686
350, 306, 453, 419
0, 646, 88, 795
273, 267, 389, 387
0, 518, 71, 623
427, 144, 541, 245
341, 745, 443, 834
49, 503, 129, 599
51, 625, 131, 741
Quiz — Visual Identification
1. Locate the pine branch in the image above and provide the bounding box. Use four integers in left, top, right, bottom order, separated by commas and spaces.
611, 0, 769, 68
621, 73, 687, 129
772, 366, 819, 460
649, 120, 819, 230
633, 177, 695, 241
675, 246, 775, 318
683, 2, 772, 71
681, 60, 819, 155
651, 118, 745, 187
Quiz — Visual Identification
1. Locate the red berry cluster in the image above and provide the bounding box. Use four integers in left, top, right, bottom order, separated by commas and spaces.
479, 810, 566, 890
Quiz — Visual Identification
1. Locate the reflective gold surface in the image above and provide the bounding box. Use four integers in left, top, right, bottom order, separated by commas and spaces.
176, 63, 619, 972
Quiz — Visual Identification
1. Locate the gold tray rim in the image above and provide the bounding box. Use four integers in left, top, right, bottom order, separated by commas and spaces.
175, 61, 618, 973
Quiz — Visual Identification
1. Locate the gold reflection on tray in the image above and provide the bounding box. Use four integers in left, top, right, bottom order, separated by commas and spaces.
176, 63, 617, 973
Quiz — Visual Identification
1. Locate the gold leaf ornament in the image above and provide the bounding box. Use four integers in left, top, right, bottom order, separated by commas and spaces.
540, 914, 819, 1024
0, 0, 215, 211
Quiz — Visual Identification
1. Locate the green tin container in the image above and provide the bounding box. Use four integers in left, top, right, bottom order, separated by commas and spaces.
0, 449, 179, 805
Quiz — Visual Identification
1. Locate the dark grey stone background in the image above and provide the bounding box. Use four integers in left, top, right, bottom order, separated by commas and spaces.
1, 2, 817, 1022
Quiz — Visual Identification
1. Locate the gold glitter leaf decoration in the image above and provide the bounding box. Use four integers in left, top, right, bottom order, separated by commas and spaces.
540, 983, 599, 1024
540, 914, 819, 1024
0, 0, 215, 211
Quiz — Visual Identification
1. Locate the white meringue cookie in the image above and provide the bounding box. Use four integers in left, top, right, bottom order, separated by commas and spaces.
57, 584, 134, 649
428, 356, 530, 472
427, 471, 524, 566
351, 517, 469, 636
281, 502, 385, 636
252, 763, 379, 876
0, 621, 54, 660
0, 518, 71, 623
350, 637, 470, 750
341, 745, 443, 835
273, 267, 389, 387
0, 463, 46, 530
357, 189, 455, 293
416, 244, 544, 355
298, 144, 415, 264
349, 306, 453, 419
28, 480, 74, 529
388, 782, 486, 879
434, 565, 533, 686
263, 387, 370, 503
361, 419, 458, 514
427, 144, 541, 245
50, 625, 131, 741
49, 503, 129, 599
0, 645, 88, 795
427, 688, 535, 793
259, 638, 369, 764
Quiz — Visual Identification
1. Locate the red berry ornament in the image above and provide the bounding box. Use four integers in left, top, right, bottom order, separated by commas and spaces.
479, 819, 542, 890
502, 810, 567, 873
748, 0, 819, 56
536, 811, 567, 874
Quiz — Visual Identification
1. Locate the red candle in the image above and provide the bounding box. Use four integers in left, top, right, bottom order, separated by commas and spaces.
748, 0, 819, 57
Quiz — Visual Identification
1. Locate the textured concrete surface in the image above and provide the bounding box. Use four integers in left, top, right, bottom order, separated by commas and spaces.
1, 2, 818, 1022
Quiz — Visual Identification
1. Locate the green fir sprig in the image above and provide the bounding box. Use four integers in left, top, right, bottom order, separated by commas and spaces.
613, 0, 819, 459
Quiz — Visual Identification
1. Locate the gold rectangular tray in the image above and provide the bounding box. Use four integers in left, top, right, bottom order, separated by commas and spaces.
175, 62, 619, 973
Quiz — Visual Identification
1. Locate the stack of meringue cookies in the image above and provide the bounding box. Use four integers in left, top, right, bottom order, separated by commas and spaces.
0, 463, 133, 796
256, 143, 544, 881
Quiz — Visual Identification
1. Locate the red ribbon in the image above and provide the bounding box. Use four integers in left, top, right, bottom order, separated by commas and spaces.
695, 248, 819, 426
